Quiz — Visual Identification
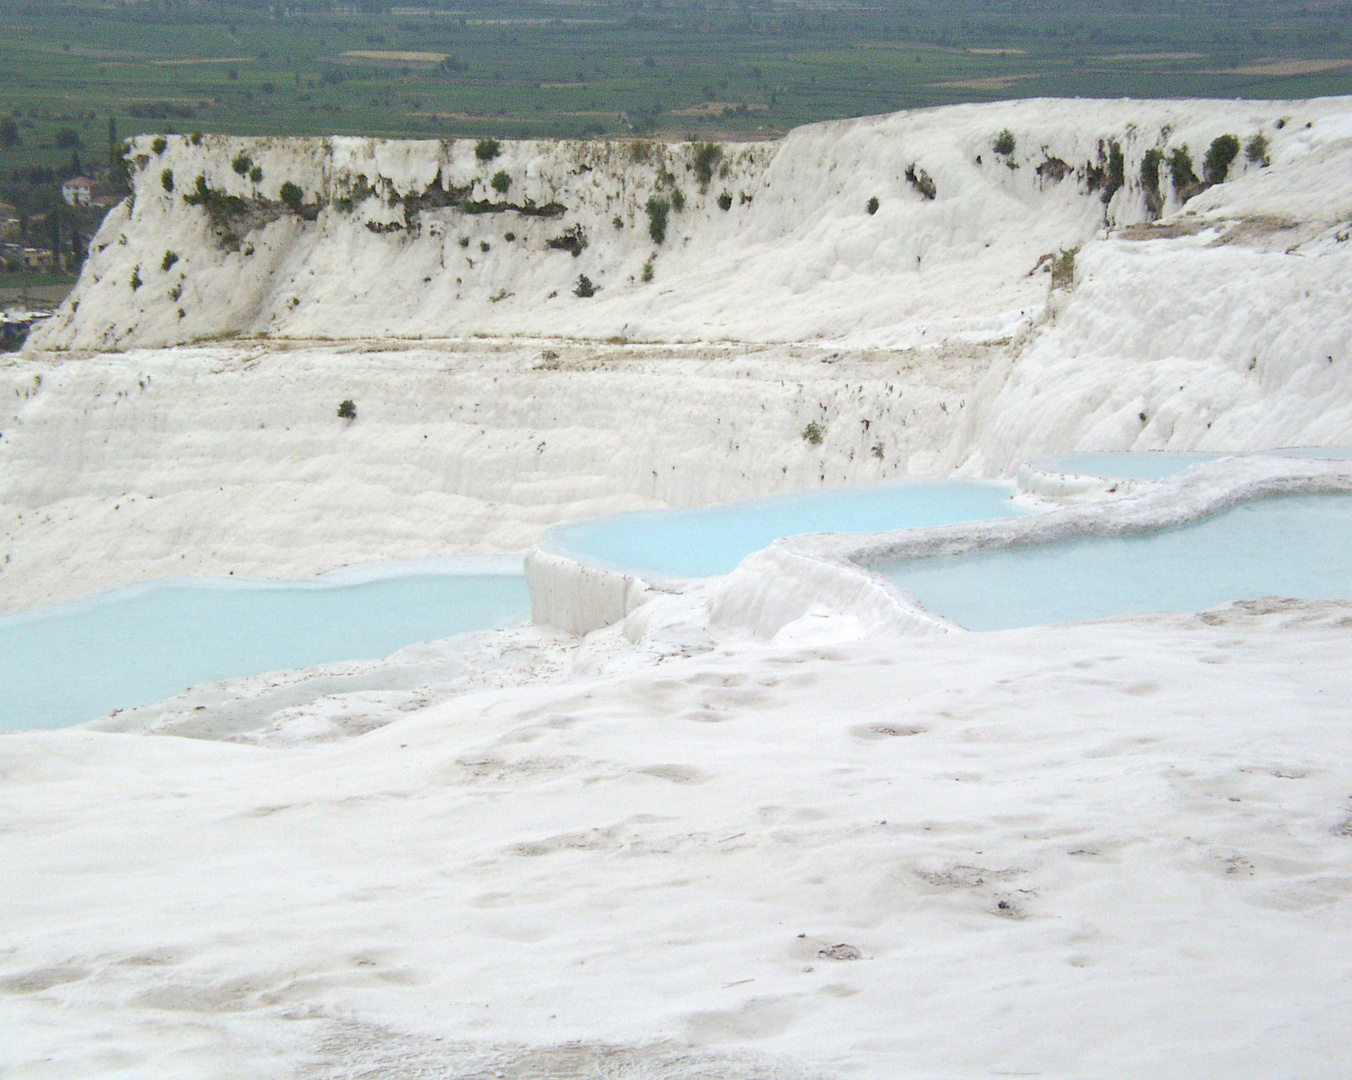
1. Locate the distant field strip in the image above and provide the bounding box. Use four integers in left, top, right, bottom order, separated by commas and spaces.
342, 50, 447, 62
150, 57, 255, 67
926, 74, 1043, 90
1222, 59, 1352, 76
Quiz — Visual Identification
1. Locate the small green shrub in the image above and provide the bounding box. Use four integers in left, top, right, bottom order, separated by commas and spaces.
161, 168, 174, 193
231, 152, 252, 176
547, 224, 587, 257
1140, 148, 1164, 215
1204, 134, 1240, 184
717, 192, 732, 211
1051, 247, 1077, 289
161, 250, 179, 272
130, 267, 142, 291
574, 273, 597, 298
458, 236, 470, 248
504, 231, 516, 242
646, 196, 669, 244
337, 399, 357, 420
641, 256, 654, 283
491, 170, 511, 194
1101, 140, 1125, 205
479, 240, 490, 252
1167, 147, 1198, 194
190, 131, 203, 146
612, 214, 624, 229
475, 138, 500, 161
866, 195, 879, 215
871, 440, 884, 461
249, 165, 263, 184
670, 186, 686, 213
692, 142, 722, 192
279, 181, 304, 211
151, 135, 168, 155
802, 421, 824, 445
993, 129, 1016, 156
1245, 133, 1270, 166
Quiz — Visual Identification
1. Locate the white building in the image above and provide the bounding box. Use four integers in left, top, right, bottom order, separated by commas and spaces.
60, 176, 96, 206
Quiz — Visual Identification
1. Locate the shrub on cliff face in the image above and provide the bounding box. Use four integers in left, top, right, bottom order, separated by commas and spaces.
1051, 247, 1077, 289
279, 182, 304, 212
231, 152, 253, 176
475, 138, 500, 162
547, 224, 587, 257
1140, 148, 1164, 217
1101, 140, 1125, 205
337, 399, 357, 420
161, 168, 174, 193
574, 274, 597, 298
161, 250, 179, 272
1245, 133, 1270, 167
491, 170, 511, 194
802, 421, 823, 445
1203, 134, 1240, 184
692, 143, 722, 192
993, 129, 1016, 157
1167, 147, 1198, 195
646, 196, 669, 244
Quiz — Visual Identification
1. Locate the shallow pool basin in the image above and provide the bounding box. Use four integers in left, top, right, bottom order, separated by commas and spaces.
545, 479, 1026, 581
884, 493, 1352, 631
0, 569, 528, 732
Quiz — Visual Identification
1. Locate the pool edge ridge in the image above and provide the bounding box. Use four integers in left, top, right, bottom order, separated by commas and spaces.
524, 546, 657, 635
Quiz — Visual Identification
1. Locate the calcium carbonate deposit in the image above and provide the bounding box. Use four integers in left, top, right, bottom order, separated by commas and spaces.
5, 98, 1352, 1079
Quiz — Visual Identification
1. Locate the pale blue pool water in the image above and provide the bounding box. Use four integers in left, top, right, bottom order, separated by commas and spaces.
1035, 448, 1352, 481
0, 572, 528, 732
885, 493, 1352, 631
547, 480, 1026, 580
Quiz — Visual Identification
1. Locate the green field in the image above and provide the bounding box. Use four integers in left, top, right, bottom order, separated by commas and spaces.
2, 0, 1351, 258
4, 0, 1352, 153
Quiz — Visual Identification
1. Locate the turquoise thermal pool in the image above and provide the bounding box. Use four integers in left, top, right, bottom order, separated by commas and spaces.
884, 493, 1352, 631
0, 571, 528, 732
546, 479, 1026, 580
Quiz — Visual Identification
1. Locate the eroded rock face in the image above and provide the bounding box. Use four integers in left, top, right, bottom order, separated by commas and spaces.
34, 97, 1321, 353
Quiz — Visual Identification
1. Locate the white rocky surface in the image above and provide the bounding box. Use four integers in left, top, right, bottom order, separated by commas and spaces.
4, 97, 1352, 1079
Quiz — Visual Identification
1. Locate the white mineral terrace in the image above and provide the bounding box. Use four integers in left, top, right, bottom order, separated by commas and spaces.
4, 98, 1352, 1079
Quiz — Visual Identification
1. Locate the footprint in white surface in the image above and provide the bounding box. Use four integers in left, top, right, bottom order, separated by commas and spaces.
850, 722, 928, 740
635, 764, 712, 784
0, 965, 89, 994
685, 671, 749, 688
683, 996, 803, 1043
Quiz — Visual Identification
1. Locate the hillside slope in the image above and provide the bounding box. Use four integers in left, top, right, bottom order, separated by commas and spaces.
8, 98, 1352, 609
29, 98, 1326, 351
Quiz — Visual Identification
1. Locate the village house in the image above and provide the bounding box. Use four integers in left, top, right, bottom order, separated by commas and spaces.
21, 247, 55, 272
60, 176, 97, 206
